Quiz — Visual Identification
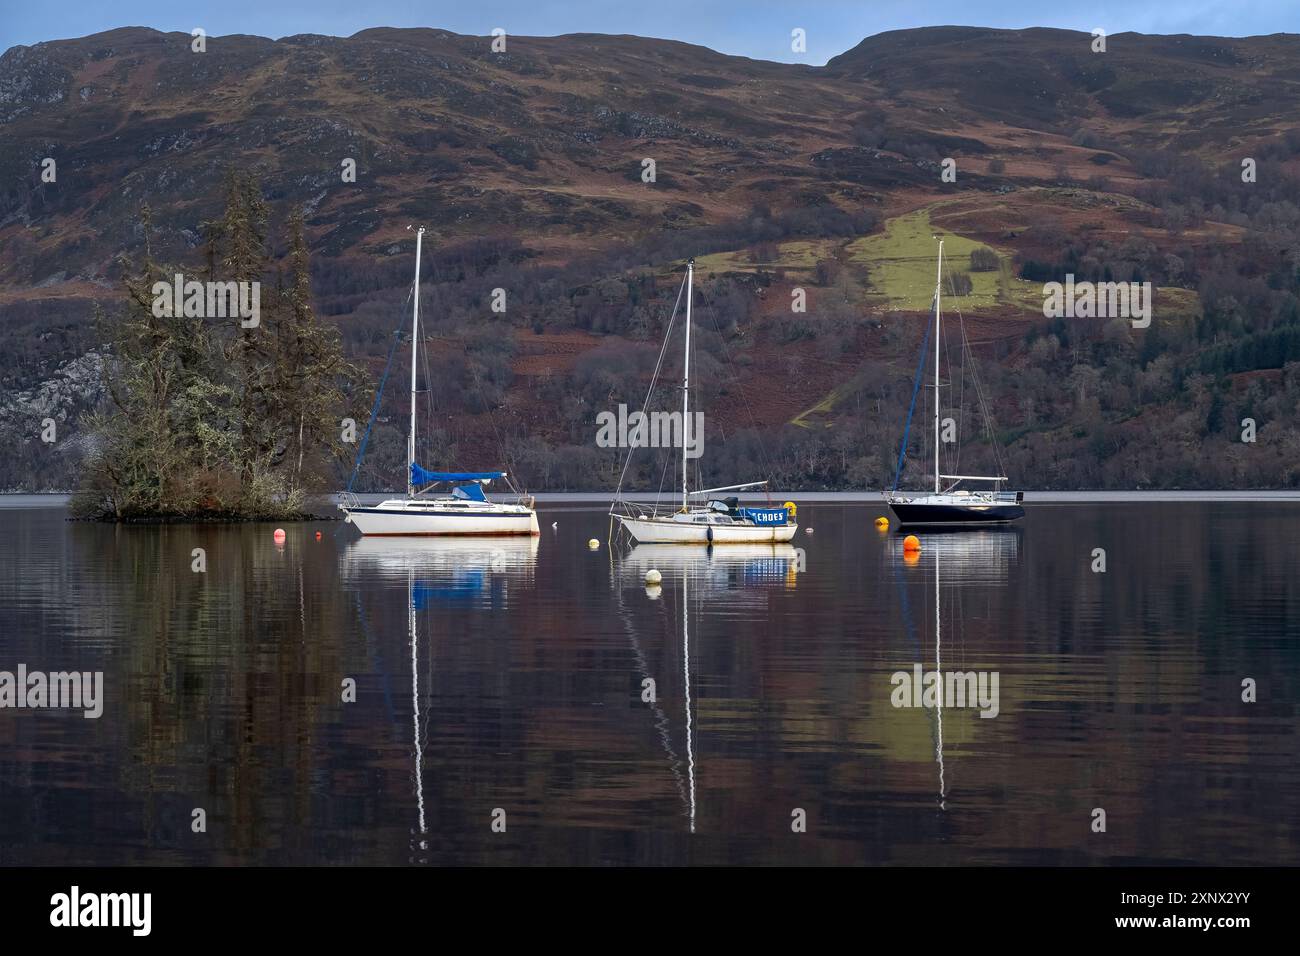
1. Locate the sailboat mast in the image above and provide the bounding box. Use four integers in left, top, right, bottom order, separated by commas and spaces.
408, 227, 424, 499
682, 259, 693, 512
933, 239, 943, 495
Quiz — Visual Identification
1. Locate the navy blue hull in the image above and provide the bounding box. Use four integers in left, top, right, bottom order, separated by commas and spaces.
889, 502, 1024, 526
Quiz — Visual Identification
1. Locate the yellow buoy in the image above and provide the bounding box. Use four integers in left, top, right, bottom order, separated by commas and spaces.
783, 501, 797, 518
588, 538, 600, 550
903, 534, 921, 553
645, 569, 662, 585
875, 516, 889, 530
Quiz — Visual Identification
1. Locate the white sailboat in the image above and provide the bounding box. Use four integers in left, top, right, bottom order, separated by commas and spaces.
340, 227, 539, 536
610, 259, 797, 544
885, 239, 1024, 527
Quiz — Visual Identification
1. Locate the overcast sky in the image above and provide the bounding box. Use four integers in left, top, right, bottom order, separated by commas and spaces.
2, 0, 1296, 64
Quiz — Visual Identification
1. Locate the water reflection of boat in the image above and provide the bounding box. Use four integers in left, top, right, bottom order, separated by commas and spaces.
612, 543, 802, 832
338, 537, 539, 854
618, 543, 800, 593
893, 527, 1019, 586
892, 529, 1018, 811
340, 535, 539, 575
407, 565, 428, 849
682, 564, 696, 833
340, 536, 538, 608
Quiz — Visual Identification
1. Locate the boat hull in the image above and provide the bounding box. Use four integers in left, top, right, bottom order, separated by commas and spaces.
344, 506, 540, 536
888, 501, 1024, 526
616, 515, 798, 544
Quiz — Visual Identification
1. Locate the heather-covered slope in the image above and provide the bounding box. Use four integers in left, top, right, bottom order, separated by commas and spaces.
2, 26, 1298, 491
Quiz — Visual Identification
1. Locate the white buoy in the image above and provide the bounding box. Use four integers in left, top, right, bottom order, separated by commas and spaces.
645, 569, 662, 585
552, 521, 558, 530
805, 527, 814, 535
588, 538, 600, 550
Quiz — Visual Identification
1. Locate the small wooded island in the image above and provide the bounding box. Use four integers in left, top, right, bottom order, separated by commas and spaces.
71, 173, 366, 522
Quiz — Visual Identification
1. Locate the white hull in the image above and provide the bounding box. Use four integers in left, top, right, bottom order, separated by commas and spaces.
616, 514, 797, 544
343, 499, 539, 536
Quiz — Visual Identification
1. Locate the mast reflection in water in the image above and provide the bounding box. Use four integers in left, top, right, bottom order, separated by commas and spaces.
0, 500, 1296, 865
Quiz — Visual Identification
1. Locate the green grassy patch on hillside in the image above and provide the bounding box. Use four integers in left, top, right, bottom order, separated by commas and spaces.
845, 206, 1040, 313
694, 239, 834, 276
1154, 286, 1202, 322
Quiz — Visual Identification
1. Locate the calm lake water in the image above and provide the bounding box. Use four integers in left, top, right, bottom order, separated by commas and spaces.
0, 496, 1297, 866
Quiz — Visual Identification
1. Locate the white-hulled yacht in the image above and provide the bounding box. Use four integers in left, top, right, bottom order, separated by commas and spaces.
339, 227, 539, 536
610, 259, 797, 544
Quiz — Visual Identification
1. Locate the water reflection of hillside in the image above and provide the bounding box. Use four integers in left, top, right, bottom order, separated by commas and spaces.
3, 502, 1296, 865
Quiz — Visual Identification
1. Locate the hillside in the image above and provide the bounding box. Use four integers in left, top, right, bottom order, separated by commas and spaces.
2, 25, 1299, 491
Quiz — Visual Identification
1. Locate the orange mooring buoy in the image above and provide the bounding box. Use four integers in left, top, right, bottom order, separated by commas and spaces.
273, 528, 286, 543
903, 534, 921, 553
315, 531, 322, 540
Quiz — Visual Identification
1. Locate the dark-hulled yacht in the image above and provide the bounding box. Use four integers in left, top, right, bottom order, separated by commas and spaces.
885, 239, 1025, 527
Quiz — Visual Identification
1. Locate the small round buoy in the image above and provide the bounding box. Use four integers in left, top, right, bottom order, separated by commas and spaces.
645, 569, 662, 585
315, 531, 322, 540
551, 521, 558, 530
588, 538, 600, 550
903, 549, 921, 566
804, 527, 814, 535
273, 528, 286, 542
903, 534, 921, 553
875, 516, 889, 530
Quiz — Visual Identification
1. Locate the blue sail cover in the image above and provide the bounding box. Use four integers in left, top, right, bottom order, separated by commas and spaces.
410, 464, 505, 486
452, 483, 487, 502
